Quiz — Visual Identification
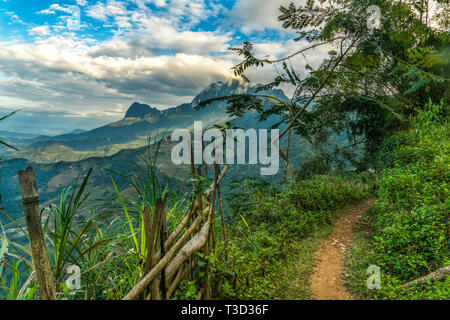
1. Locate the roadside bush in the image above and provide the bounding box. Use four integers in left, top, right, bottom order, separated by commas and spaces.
346, 101, 449, 300
373, 101, 449, 282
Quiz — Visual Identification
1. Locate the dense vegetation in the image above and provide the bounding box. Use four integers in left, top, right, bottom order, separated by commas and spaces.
345, 101, 449, 299
208, 173, 374, 299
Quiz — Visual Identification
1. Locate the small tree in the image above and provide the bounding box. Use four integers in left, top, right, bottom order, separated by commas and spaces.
198, 0, 449, 176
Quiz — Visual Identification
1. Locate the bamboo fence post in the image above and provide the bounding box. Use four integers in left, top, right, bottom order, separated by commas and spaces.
205, 168, 219, 300
202, 138, 209, 180
123, 214, 205, 300
124, 162, 229, 300
151, 201, 163, 300
159, 197, 168, 300
217, 179, 227, 243
18, 166, 57, 300
141, 206, 153, 300
142, 206, 153, 275
190, 141, 203, 215
166, 264, 184, 299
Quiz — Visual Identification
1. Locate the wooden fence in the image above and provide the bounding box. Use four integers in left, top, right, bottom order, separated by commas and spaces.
17, 155, 229, 300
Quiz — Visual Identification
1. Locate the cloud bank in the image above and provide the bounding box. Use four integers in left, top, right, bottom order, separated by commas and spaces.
0, 0, 328, 134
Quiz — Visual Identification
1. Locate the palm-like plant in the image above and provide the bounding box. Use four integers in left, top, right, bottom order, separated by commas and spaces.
0, 225, 37, 300
111, 135, 171, 260
43, 168, 109, 290
1, 168, 110, 298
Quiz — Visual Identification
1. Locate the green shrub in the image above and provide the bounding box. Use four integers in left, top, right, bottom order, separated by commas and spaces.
352, 101, 450, 299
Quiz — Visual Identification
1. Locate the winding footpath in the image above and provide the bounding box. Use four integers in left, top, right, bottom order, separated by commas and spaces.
310, 199, 376, 300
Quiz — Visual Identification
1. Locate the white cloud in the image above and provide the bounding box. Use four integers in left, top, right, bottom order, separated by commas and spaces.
0, 34, 237, 115
150, 0, 167, 7
76, 0, 89, 6
0, 0, 240, 120
0, 0, 332, 126
84, 0, 220, 29
38, 4, 82, 31
4, 11, 26, 25
0, 105, 121, 135
86, 0, 128, 21
132, 0, 167, 9
228, 0, 303, 33
38, 4, 73, 15
29, 26, 52, 36
90, 15, 232, 57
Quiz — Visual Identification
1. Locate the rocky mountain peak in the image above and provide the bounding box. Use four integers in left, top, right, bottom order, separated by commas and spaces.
124, 102, 160, 119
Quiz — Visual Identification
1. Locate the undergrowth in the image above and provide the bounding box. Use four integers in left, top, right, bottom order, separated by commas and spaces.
345, 101, 450, 300
209, 172, 374, 299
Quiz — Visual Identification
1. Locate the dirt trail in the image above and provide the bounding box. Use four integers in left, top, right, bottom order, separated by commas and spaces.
310, 199, 375, 300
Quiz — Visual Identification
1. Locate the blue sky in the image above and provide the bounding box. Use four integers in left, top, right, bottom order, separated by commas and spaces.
0, 0, 327, 134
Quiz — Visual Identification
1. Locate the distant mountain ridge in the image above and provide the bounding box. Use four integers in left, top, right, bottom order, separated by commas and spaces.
4, 80, 288, 163
0, 131, 41, 139
69, 129, 87, 135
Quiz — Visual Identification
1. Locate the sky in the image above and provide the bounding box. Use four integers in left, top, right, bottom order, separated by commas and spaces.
0, 0, 329, 135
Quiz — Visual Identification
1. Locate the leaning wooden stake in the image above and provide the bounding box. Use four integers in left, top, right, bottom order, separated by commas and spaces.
403, 265, 450, 288
18, 166, 57, 300
167, 264, 184, 299
141, 206, 153, 300
142, 206, 153, 276
158, 197, 168, 300
123, 165, 229, 300
203, 166, 219, 300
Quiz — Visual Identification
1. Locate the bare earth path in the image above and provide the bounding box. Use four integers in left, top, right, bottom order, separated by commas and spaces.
310, 199, 375, 300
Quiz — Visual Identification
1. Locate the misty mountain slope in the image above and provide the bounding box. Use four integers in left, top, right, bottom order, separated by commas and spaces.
9, 80, 288, 163
0, 111, 314, 229
0, 138, 190, 227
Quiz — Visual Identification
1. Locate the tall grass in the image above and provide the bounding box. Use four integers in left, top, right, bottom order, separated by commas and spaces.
1, 167, 111, 298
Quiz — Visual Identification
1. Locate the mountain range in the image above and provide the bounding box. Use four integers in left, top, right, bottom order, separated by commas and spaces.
0, 80, 287, 163
0, 80, 298, 230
